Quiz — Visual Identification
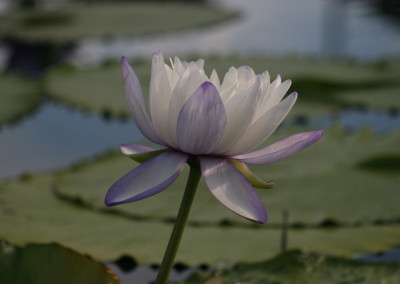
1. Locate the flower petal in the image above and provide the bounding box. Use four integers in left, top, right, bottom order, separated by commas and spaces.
167, 62, 208, 146
177, 82, 227, 154
200, 157, 267, 223
219, 66, 238, 100
226, 92, 298, 155
214, 76, 261, 153
149, 52, 175, 145
209, 69, 220, 89
121, 56, 166, 146
120, 144, 167, 163
231, 130, 324, 165
255, 75, 291, 121
105, 152, 189, 206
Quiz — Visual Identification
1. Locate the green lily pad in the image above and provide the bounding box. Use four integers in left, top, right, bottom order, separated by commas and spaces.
54, 128, 400, 226
0, 74, 41, 127
1, 171, 400, 265
45, 56, 400, 119
184, 249, 400, 284
0, 240, 119, 284
0, 3, 237, 42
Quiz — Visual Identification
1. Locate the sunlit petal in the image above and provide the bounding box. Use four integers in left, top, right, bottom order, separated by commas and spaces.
226, 92, 298, 155
167, 62, 208, 146
231, 130, 324, 165
200, 157, 267, 223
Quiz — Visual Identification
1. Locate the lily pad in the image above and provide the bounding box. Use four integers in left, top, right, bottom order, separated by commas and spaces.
0, 3, 237, 41
184, 249, 400, 284
0, 240, 119, 284
45, 56, 400, 119
1, 171, 400, 265
0, 74, 41, 127
54, 128, 400, 226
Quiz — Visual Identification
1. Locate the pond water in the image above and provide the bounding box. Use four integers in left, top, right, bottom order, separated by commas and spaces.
0, 103, 398, 180
0, 0, 399, 178
72, 0, 400, 66
0, 103, 143, 180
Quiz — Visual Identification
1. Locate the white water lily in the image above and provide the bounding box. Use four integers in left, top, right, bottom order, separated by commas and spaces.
105, 52, 323, 224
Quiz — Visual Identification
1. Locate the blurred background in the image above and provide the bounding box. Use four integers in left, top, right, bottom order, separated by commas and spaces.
0, 0, 399, 283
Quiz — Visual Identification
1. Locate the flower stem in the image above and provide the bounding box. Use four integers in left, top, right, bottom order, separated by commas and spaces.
155, 160, 201, 284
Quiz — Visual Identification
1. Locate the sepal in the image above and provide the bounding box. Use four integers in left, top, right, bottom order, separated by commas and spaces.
230, 159, 274, 189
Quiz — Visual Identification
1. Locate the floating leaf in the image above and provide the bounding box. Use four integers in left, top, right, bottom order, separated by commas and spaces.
0, 240, 119, 284
0, 74, 41, 127
45, 57, 400, 119
0, 3, 237, 41
55, 129, 400, 225
184, 249, 400, 284
0, 173, 400, 264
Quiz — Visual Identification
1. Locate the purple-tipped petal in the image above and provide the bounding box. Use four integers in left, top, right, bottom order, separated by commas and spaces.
200, 157, 267, 224
231, 130, 324, 165
120, 144, 167, 163
177, 82, 227, 154
121, 56, 166, 146
105, 152, 188, 206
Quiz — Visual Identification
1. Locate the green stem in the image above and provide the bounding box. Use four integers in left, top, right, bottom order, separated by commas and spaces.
155, 160, 201, 284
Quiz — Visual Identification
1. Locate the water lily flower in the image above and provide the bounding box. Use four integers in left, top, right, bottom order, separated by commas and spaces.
105, 52, 323, 224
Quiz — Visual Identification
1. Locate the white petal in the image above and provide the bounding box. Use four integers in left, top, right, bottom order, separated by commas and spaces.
167, 62, 208, 146
149, 52, 175, 145
214, 76, 261, 153
219, 66, 238, 101
121, 56, 165, 146
172, 56, 188, 75
226, 92, 298, 155
209, 69, 221, 89
256, 76, 292, 120
200, 157, 267, 223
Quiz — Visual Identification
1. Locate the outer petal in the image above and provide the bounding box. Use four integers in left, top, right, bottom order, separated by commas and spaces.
177, 82, 227, 154
231, 130, 324, 165
120, 144, 167, 163
167, 62, 208, 146
149, 52, 175, 145
105, 152, 189, 206
226, 92, 298, 155
121, 57, 166, 146
200, 157, 267, 224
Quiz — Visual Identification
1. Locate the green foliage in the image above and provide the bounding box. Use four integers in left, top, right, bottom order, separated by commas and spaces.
45, 56, 400, 120
54, 128, 400, 226
1, 129, 399, 265
0, 3, 237, 41
184, 250, 400, 284
0, 240, 119, 284
0, 74, 41, 127
356, 154, 400, 173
